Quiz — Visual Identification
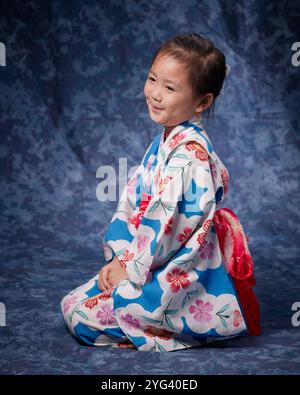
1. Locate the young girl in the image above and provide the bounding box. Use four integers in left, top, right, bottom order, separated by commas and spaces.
61, 33, 260, 352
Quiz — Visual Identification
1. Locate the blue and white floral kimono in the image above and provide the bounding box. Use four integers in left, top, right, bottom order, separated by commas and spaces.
61, 115, 250, 352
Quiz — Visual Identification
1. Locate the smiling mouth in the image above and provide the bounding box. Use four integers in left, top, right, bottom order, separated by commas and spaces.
150, 103, 164, 111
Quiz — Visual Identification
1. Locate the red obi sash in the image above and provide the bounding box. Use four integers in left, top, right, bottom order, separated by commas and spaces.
213, 208, 261, 336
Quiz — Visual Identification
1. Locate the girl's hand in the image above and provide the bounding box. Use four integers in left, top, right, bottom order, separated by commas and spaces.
98, 262, 113, 291
98, 256, 123, 291
107, 264, 129, 288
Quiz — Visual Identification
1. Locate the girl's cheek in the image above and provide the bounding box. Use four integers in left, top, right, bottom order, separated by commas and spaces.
144, 82, 150, 97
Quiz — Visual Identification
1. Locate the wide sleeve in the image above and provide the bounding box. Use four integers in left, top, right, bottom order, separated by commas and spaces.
118, 143, 217, 287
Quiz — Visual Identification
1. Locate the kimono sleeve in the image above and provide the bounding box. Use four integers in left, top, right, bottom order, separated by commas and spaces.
118, 145, 217, 287
102, 137, 159, 263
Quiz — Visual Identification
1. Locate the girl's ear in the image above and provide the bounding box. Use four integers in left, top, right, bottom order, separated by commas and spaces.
195, 93, 214, 113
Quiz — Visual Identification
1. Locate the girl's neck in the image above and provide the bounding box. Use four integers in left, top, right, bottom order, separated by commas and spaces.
164, 126, 174, 141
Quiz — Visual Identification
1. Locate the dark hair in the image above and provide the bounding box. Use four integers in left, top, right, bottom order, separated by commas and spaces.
150, 33, 226, 118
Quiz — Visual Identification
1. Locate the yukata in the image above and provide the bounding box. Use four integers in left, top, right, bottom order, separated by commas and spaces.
61, 115, 260, 352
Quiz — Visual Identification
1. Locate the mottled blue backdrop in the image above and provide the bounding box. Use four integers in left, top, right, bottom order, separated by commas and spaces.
0, 0, 300, 374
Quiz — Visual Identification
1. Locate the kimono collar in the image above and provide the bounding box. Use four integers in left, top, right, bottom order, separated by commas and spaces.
157, 114, 215, 164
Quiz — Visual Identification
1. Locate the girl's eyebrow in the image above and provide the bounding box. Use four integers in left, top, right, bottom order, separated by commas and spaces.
149, 70, 181, 87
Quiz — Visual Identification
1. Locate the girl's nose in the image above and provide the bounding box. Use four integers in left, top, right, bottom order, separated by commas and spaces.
151, 87, 162, 102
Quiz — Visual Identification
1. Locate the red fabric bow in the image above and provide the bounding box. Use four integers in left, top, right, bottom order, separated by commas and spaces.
213, 208, 261, 336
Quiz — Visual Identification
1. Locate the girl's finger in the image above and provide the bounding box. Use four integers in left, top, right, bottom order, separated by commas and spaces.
98, 269, 105, 291
98, 277, 103, 291
103, 268, 112, 290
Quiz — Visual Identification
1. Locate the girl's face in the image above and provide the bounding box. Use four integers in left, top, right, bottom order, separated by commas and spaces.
144, 54, 206, 128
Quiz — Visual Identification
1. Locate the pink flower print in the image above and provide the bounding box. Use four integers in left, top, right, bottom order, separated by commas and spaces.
164, 217, 174, 235
176, 227, 192, 243
96, 304, 116, 326
153, 167, 161, 187
198, 240, 214, 259
127, 174, 138, 195
137, 234, 149, 253
168, 132, 187, 150
121, 313, 140, 330
63, 295, 78, 315
166, 268, 191, 292
146, 154, 155, 170
189, 299, 214, 322
233, 310, 243, 327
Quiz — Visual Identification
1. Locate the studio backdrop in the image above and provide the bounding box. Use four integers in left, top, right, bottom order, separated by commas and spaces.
0, 0, 299, 374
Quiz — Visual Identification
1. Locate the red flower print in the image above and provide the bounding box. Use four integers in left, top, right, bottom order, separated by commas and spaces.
198, 240, 214, 259
98, 288, 114, 300
185, 142, 208, 161
233, 310, 243, 327
189, 299, 214, 322
196, 219, 212, 246
197, 232, 206, 246
130, 192, 152, 229
221, 168, 229, 194
119, 250, 134, 268
176, 227, 192, 243
84, 297, 98, 310
168, 132, 187, 149
115, 341, 137, 349
166, 268, 191, 292
127, 174, 138, 195
139, 192, 152, 212
202, 219, 212, 233
144, 325, 173, 340
121, 313, 140, 329
129, 212, 143, 229
164, 217, 174, 235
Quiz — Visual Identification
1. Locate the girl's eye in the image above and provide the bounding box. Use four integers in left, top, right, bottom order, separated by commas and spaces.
147, 77, 174, 91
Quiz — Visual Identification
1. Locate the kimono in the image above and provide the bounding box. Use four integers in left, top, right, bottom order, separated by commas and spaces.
61, 115, 260, 352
